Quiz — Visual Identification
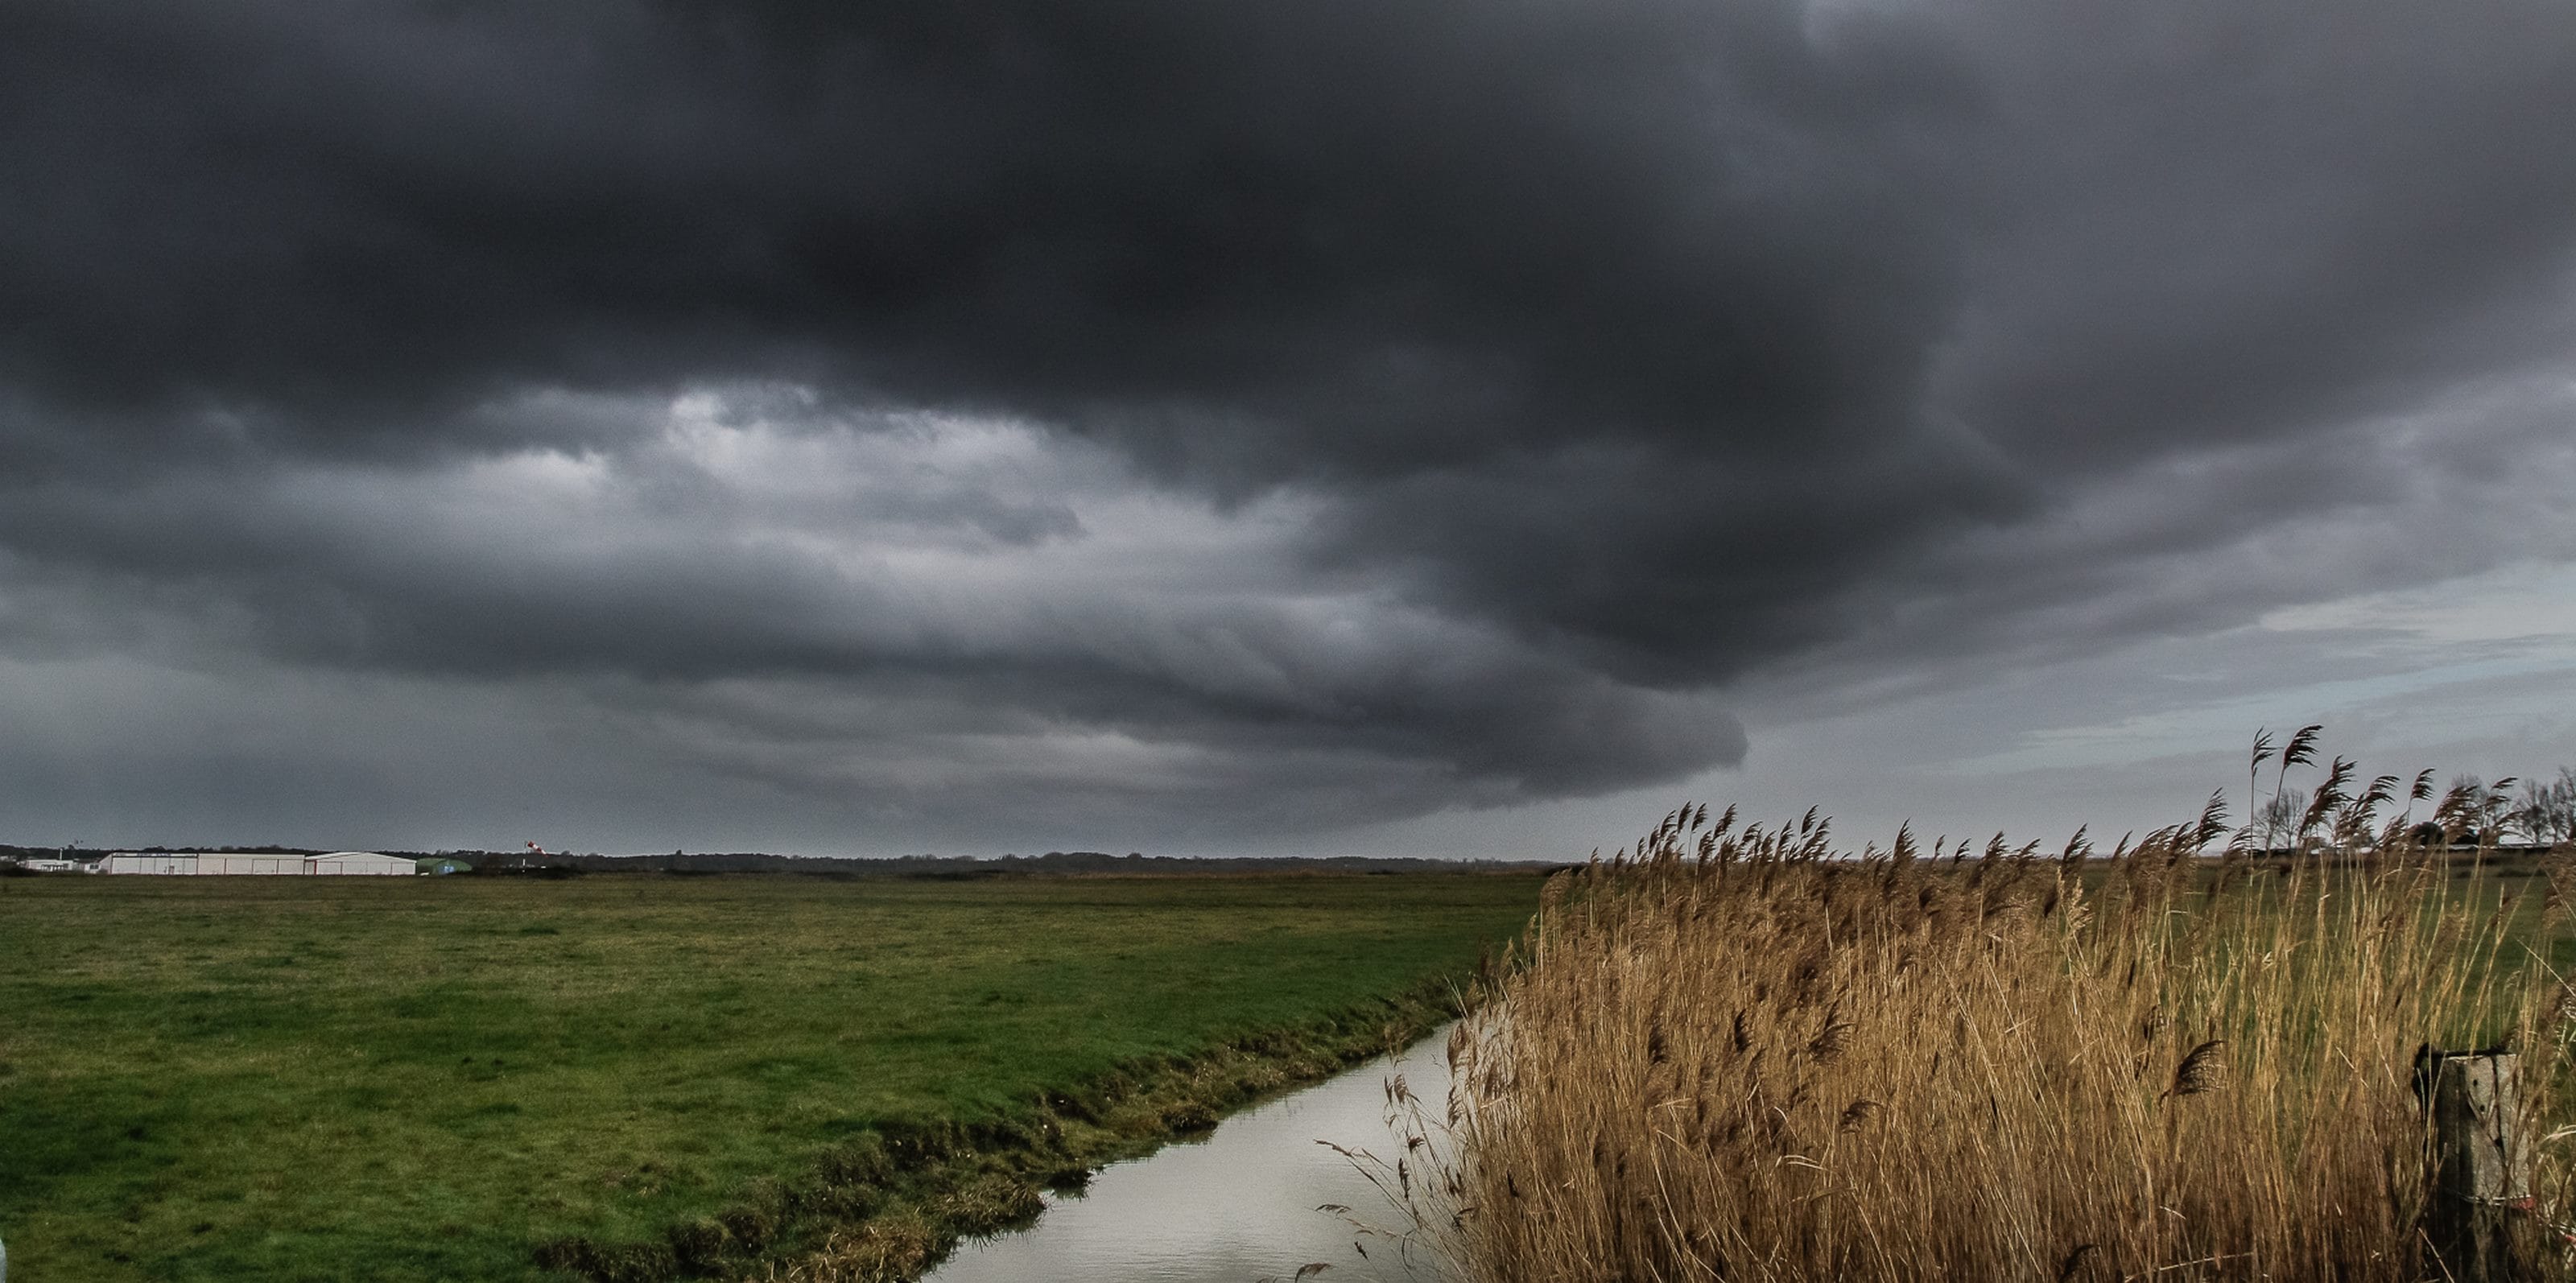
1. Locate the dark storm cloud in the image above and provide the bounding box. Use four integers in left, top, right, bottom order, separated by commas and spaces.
1938, 2, 2576, 465
2, 0, 1963, 448
0, 395, 1744, 816
2, 0, 2573, 842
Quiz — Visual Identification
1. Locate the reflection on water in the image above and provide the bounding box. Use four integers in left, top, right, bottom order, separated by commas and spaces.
923, 1025, 1457, 1283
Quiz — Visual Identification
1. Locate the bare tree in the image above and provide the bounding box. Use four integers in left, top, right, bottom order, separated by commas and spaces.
2514, 767, 2576, 845
2255, 788, 2306, 850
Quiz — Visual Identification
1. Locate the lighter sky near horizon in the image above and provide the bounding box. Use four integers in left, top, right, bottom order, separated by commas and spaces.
2, 1, 2572, 859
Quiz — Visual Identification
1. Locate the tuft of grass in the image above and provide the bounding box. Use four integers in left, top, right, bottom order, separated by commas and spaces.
1398, 790, 2576, 1281
744, 1213, 937, 1283
930, 1174, 1043, 1236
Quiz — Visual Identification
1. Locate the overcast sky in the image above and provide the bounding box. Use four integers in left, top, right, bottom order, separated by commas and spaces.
4, 0, 2572, 858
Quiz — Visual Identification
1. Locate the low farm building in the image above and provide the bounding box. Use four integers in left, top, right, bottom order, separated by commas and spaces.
309, 851, 415, 876
100, 853, 207, 875
100, 851, 416, 876
188, 853, 306, 876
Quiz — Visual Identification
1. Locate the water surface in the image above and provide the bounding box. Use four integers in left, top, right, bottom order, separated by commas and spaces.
925, 1026, 1457, 1283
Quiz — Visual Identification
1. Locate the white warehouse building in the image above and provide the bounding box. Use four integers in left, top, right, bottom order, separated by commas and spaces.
309, 851, 415, 876
100, 851, 416, 876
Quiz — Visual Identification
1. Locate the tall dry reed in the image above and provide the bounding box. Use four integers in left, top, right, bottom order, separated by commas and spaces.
1406, 790, 2576, 1281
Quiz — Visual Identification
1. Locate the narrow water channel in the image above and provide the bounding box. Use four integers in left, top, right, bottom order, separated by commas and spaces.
923, 1025, 1459, 1283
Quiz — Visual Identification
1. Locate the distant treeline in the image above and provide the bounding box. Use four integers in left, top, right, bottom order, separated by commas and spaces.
1, 842, 326, 862
442, 849, 1558, 877
1, 842, 1555, 877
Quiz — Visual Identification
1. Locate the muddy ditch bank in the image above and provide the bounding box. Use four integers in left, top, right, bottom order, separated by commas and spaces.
534, 982, 1463, 1283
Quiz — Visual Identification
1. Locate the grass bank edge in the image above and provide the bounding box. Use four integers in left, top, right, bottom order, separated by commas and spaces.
535, 972, 1480, 1283
1, 871, 1538, 1280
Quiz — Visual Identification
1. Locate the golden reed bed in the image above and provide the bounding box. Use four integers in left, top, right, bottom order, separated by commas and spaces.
1389, 777, 2576, 1282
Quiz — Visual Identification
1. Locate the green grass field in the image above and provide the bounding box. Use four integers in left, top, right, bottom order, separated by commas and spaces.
0, 872, 1541, 1282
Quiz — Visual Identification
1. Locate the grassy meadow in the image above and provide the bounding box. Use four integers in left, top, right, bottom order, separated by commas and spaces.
0, 872, 1540, 1282
1400, 806, 2576, 1283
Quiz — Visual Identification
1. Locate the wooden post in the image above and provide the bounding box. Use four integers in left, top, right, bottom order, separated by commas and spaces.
2421, 1048, 2537, 1281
